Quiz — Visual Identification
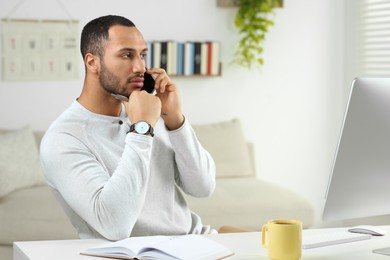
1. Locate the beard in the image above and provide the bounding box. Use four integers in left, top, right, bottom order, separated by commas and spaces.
99, 61, 130, 97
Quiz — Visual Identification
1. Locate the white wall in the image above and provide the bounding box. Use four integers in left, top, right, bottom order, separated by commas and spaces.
0, 0, 346, 227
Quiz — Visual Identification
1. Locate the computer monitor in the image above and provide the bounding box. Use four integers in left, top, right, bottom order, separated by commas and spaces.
323, 77, 390, 222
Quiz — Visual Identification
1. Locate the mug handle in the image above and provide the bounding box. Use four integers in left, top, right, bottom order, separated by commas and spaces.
261, 224, 268, 248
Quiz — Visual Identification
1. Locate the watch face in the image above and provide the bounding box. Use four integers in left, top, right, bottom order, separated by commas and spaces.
134, 121, 149, 134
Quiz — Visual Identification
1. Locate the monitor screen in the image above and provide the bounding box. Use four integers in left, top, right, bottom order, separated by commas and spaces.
323, 77, 390, 222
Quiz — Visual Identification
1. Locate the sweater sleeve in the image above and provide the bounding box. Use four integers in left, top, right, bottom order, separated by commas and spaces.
41, 130, 153, 241
167, 119, 216, 197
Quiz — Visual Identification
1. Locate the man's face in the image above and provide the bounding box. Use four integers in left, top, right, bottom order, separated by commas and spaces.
99, 25, 148, 97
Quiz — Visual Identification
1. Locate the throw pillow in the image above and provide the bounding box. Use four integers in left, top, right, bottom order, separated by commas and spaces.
192, 118, 253, 178
0, 126, 46, 198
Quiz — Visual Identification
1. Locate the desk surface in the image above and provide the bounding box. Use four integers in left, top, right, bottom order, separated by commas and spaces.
13, 226, 390, 260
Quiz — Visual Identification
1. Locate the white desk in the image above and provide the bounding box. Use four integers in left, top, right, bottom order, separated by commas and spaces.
13, 226, 390, 260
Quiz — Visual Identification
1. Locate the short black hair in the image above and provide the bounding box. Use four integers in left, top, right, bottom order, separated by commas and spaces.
80, 15, 136, 58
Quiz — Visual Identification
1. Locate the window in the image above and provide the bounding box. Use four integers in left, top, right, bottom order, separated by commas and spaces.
345, 0, 390, 81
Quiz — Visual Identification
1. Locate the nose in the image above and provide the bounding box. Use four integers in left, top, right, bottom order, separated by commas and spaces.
132, 56, 146, 74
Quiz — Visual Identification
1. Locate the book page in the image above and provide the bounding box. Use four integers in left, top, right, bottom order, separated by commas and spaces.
139, 234, 234, 260
81, 235, 168, 258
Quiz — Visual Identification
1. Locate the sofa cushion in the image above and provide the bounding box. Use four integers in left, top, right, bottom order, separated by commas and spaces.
0, 126, 46, 198
0, 246, 12, 260
0, 185, 78, 244
192, 119, 253, 178
185, 178, 314, 230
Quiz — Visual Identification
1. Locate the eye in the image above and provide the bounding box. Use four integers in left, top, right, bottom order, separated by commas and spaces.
141, 52, 147, 60
122, 52, 132, 59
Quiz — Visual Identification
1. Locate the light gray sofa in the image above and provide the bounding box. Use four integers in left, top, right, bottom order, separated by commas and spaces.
0, 119, 314, 260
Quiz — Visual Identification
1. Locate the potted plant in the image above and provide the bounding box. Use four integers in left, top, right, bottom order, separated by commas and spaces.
233, 0, 281, 69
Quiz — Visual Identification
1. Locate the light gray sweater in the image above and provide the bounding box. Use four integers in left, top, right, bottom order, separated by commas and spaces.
40, 101, 216, 241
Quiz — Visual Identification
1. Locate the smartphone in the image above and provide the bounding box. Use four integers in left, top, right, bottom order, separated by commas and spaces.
141, 69, 155, 94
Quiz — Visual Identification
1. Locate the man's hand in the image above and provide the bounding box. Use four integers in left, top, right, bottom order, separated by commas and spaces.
124, 90, 161, 127
148, 68, 184, 130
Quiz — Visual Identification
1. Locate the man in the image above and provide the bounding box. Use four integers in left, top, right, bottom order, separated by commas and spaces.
40, 15, 216, 241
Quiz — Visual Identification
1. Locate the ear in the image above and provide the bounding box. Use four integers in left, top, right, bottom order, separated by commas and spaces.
84, 53, 100, 74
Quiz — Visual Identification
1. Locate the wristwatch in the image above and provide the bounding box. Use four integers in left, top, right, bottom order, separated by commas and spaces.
129, 120, 154, 137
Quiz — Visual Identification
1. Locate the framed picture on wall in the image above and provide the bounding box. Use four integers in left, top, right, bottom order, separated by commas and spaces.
1, 19, 79, 81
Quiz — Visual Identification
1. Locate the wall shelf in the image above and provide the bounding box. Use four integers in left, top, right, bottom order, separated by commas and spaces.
171, 63, 222, 77
217, 0, 283, 8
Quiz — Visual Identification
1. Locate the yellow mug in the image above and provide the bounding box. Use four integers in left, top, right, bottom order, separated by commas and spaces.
262, 219, 302, 260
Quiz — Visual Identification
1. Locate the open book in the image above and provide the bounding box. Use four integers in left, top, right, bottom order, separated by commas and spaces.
81, 234, 234, 260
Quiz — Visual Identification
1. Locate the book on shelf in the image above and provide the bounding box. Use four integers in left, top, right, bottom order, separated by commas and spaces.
177, 42, 184, 76
160, 41, 168, 71
167, 41, 177, 75
200, 42, 209, 75
152, 41, 161, 69
146, 42, 153, 69
184, 41, 194, 76
208, 41, 220, 76
80, 234, 234, 260
193, 42, 202, 75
